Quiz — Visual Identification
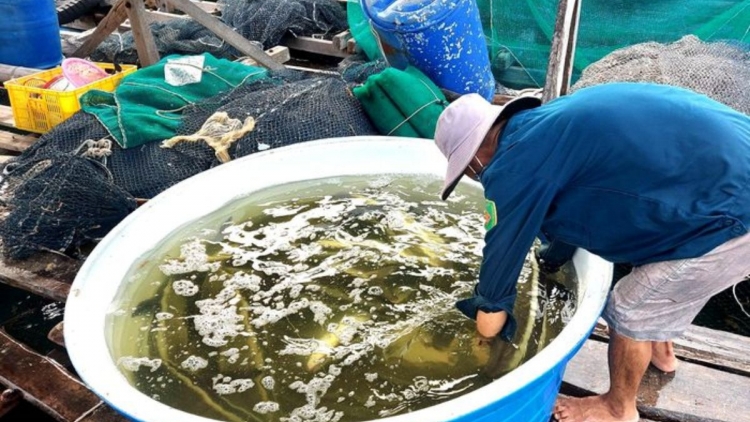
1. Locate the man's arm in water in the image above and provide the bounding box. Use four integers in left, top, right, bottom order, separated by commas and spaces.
456, 172, 559, 340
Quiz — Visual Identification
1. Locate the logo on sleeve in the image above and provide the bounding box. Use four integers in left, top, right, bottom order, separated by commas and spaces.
484, 199, 497, 231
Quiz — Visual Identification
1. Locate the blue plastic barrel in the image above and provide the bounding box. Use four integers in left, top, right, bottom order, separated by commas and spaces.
362, 0, 495, 100
0, 0, 63, 69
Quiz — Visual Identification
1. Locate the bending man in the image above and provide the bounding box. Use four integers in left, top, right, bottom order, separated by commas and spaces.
434, 83, 750, 422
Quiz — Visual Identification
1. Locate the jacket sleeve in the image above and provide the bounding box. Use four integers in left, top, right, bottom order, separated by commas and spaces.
456, 173, 559, 342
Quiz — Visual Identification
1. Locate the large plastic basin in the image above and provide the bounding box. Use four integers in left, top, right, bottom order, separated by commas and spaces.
65, 137, 612, 422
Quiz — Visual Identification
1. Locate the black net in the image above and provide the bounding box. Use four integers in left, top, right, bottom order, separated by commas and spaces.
176, 73, 378, 158
13, 113, 218, 199
91, 0, 348, 64
0, 153, 137, 260
0, 69, 376, 260
338, 56, 389, 85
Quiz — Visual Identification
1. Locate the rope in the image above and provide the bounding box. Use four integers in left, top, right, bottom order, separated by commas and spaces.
734, 282, 750, 318
386, 77, 446, 137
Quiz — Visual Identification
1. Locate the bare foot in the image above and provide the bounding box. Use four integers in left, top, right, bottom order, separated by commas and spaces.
554, 395, 638, 422
650, 341, 678, 373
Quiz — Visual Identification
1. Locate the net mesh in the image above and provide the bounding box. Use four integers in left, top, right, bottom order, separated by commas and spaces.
91, 0, 348, 64
176, 72, 377, 158
0, 70, 376, 260
0, 153, 137, 260
571, 36, 750, 116
478, 0, 750, 89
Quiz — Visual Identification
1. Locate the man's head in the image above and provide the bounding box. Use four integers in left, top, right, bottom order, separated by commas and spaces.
434, 93, 542, 200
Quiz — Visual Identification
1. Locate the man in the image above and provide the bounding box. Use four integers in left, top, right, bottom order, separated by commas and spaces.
434, 82, 750, 422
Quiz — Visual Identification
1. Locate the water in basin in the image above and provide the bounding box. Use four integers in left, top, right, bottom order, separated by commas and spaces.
106, 174, 577, 422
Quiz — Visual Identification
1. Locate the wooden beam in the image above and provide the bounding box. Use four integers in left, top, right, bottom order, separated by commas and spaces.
0, 330, 122, 422
0, 64, 39, 84
542, 0, 581, 103
332, 30, 352, 51
284, 35, 351, 59
0, 105, 14, 130
0, 260, 71, 303
71, 0, 130, 59
48, 323, 65, 348
125, 0, 161, 67
563, 339, 750, 422
168, 0, 285, 70
0, 130, 38, 152
236, 46, 291, 67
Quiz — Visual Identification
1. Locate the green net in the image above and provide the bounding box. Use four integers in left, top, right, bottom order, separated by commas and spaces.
479, 0, 750, 89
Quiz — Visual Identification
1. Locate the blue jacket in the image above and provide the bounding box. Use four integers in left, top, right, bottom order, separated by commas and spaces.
457, 83, 750, 341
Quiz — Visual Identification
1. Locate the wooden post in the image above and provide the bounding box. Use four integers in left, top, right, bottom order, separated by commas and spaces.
71, 0, 130, 59
125, 0, 161, 67
542, 0, 581, 103
166, 0, 285, 70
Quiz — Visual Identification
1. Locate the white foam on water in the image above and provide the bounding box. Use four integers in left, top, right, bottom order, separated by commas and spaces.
155, 312, 174, 321
261, 375, 275, 390
212, 375, 254, 395
117, 356, 162, 372
160, 239, 220, 275
172, 279, 199, 297
41, 303, 64, 320
221, 348, 240, 364
253, 401, 280, 414
180, 355, 208, 372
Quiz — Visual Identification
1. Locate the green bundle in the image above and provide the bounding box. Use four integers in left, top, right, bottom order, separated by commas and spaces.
353, 66, 448, 139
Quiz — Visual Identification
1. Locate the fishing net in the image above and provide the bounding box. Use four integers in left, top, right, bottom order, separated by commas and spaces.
0, 69, 376, 260
477, 0, 750, 88
11, 113, 218, 200
91, 0, 348, 64
0, 151, 137, 260
175, 73, 378, 158
571, 36, 750, 116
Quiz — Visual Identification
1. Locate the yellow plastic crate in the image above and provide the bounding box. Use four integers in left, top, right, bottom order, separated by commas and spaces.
5, 62, 137, 134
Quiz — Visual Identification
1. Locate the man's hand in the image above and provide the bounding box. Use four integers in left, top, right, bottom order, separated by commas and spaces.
476, 310, 508, 338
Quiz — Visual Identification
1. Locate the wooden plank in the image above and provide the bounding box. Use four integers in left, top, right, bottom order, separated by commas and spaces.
284, 35, 351, 59
78, 403, 131, 422
593, 321, 750, 377
563, 339, 750, 422
169, 0, 285, 70
120, 10, 188, 29
126, 0, 161, 67
0, 105, 14, 130
332, 30, 352, 51
556, 395, 660, 422
48, 322, 65, 348
0, 389, 21, 417
0, 330, 113, 422
105, 0, 219, 12
237, 46, 291, 67
72, 0, 130, 59
0, 64, 40, 84
542, 0, 580, 103
0, 260, 71, 303
0, 131, 38, 152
